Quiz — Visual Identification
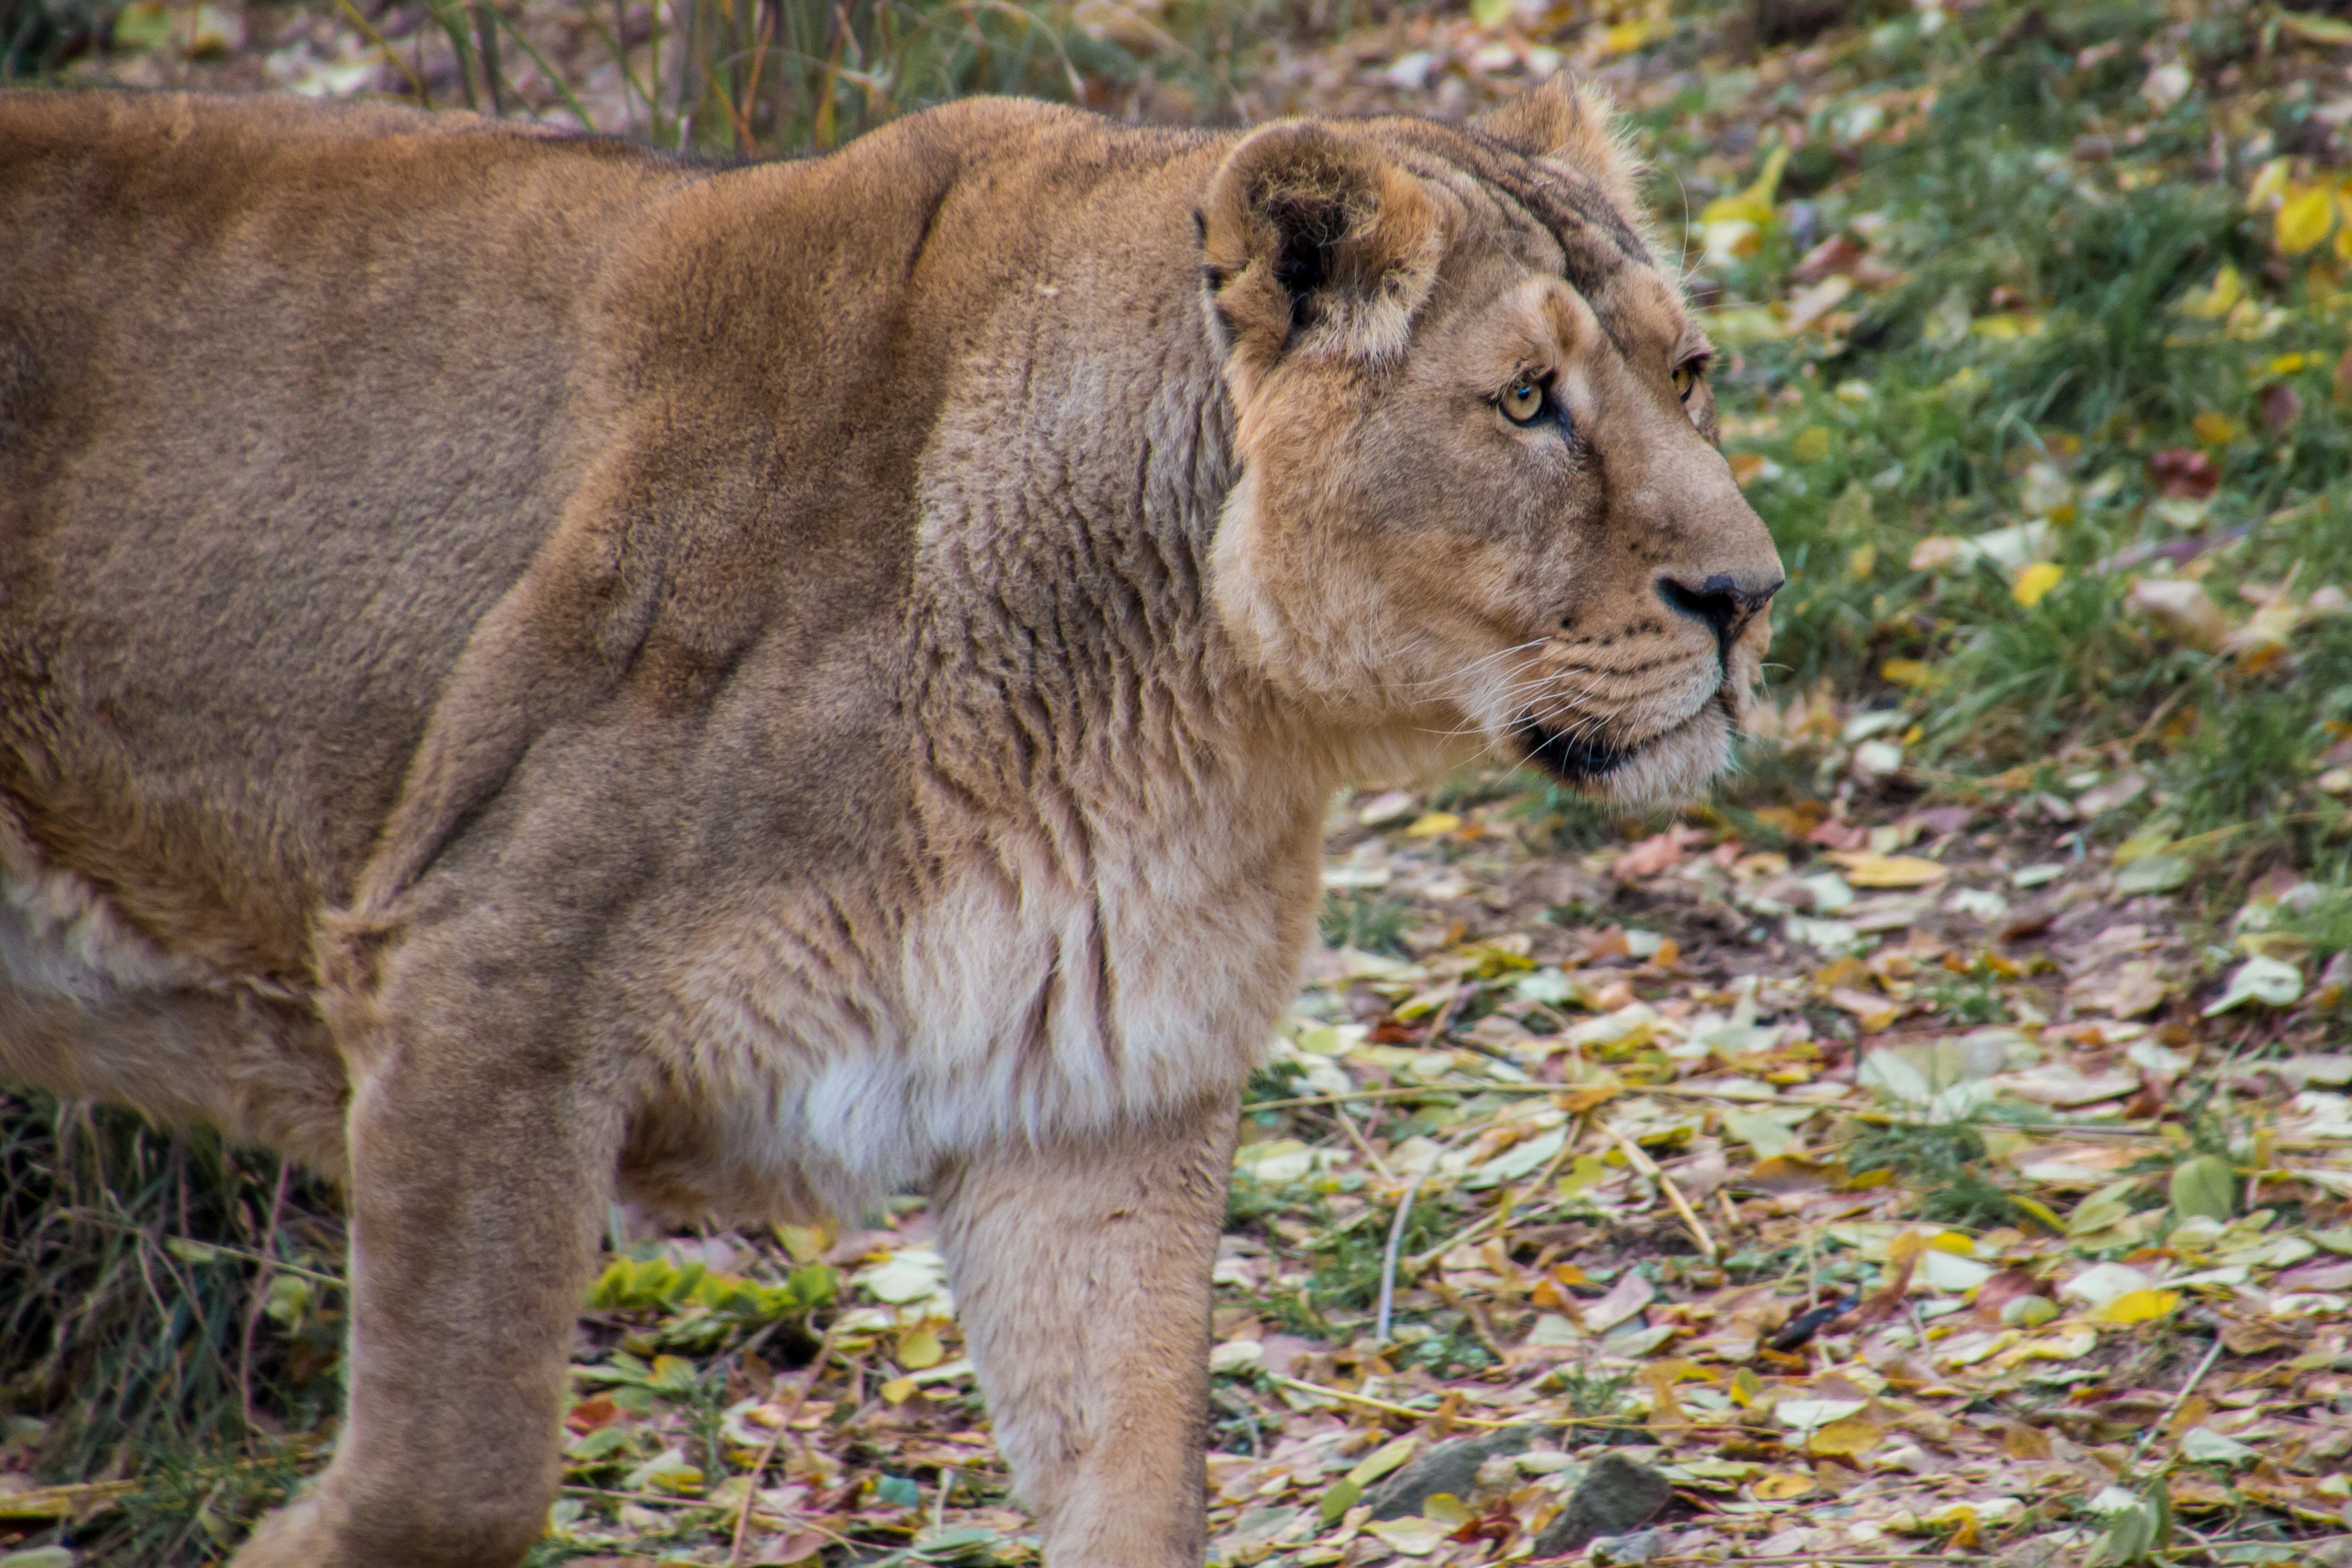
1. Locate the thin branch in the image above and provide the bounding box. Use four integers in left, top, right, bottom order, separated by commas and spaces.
2129, 1333, 2225, 1474
331, 0, 431, 103
1613, 1127, 1718, 1261
728, 1318, 843, 1565
1374, 1164, 1428, 1344
237, 1158, 294, 1440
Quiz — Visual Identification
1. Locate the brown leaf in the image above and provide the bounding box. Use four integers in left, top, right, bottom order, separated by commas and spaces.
2259, 380, 2303, 435
2002, 1422, 2052, 1461
2145, 447, 2220, 499
2220, 1315, 2311, 1356
1792, 233, 1867, 284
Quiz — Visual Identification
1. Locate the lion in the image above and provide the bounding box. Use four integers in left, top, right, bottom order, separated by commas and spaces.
0, 78, 1780, 1566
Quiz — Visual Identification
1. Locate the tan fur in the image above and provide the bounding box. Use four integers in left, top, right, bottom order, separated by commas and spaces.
0, 78, 1779, 1566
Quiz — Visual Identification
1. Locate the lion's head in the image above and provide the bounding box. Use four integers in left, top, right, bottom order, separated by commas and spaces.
1200, 79, 1782, 805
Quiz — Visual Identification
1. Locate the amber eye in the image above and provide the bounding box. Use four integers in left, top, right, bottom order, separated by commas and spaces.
1500, 379, 1545, 424
1673, 362, 1703, 401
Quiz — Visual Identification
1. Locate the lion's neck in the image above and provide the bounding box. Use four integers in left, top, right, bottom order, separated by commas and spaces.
905, 274, 1339, 913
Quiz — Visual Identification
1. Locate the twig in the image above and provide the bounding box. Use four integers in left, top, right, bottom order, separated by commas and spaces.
1246, 1081, 1818, 1114
2129, 1333, 2225, 1473
1422, 982, 1473, 1045
1404, 1124, 1582, 1272
56, 1211, 346, 1286
1267, 1374, 1746, 1433
1268, 1373, 1518, 1429
1638, 1556, 1991, 1564
728, 1318, 843, 1565
238, 1158, 294, 1441
0, 1478, 140, 1520
562, 1484, 729, 1507
1428, 1270, 1512, 1364
331, 0, 431, 103
1611, 1127, 1718, 1261
1374, 1165, 1429, 1343
1335, 1102, 1397, 1186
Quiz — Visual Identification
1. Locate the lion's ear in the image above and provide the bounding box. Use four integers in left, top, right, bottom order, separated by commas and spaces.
1473, 76, 1642, 216
1199, 123, 1439, 368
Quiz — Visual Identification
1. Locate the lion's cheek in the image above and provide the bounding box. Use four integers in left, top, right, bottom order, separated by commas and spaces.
1207, 475, 1386, 706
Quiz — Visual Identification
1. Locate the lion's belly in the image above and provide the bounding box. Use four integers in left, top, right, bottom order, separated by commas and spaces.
0, 809, 352, 1169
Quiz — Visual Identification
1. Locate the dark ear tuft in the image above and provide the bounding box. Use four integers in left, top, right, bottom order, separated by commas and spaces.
1199, 123, 1439, 371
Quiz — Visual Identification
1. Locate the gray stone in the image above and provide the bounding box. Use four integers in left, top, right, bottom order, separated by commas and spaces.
1588, 1528, 1666, 1565
1365, 1427, 1536, 1520
1531, 1453, 1673, 1557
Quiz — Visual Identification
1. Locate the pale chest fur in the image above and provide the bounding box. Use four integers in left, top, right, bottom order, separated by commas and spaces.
646, 794, 1325, 1224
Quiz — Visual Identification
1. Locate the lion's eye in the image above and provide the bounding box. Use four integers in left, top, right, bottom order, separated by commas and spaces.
1500, 380, 1545, 424
1673, 363, 1702, 401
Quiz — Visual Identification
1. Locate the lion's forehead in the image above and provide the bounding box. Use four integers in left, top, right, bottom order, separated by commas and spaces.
1364, 126, 1686, 358
1375, 127, 1649, 284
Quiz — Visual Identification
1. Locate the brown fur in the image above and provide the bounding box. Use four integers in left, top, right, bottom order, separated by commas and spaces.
0, 79, 1779, 1566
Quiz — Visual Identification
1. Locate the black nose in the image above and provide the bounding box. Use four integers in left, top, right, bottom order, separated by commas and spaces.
1658, 572, 1783, 656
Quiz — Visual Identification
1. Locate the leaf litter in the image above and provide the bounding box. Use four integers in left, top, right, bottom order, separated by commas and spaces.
14, 0, 2352, 1563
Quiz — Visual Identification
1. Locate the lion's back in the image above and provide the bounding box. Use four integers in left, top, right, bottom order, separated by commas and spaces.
0, 93, 691, 972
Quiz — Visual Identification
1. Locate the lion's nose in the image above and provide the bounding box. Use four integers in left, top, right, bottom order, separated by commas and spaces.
1657, 571, 1782, 658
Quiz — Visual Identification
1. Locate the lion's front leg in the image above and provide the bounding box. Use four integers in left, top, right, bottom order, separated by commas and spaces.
934, 1091, 1239, 1567
234, 951, 624, 1568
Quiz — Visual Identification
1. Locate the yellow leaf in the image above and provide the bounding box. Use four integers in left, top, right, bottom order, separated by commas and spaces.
880, 1376, 918, 1404
2191, 411, 2241, 445
1347, 1436, 1419, 1488
1600, 19, 1648, 52
1422, 1493, 1476, 1526
1403, 811, 1461, 838
1365, 1517, 1452, 1554
1848, 543, 1878, 579
1698, 141, 1791, 226
898, 1325, 945, 1370
2012, 1194, 2066, 1232
1754, 1472, 1817, 1500
2278, 187, 2336, 254
1791, 426, 1832, 462
1833, 853, 1950, 888
1880, 658, 1936, 688
1809, 1415, 1887, 1458
2182, 264, 2245, 319
1970, 312, 2045, 340
1730, 1366, 1764, 1407
773, 1221, 833, 1263
2012, 561, 2064, 607
2249, 159, 2291, 212
2280, 8, 2352, 44
2089, 1287, 2182, 1325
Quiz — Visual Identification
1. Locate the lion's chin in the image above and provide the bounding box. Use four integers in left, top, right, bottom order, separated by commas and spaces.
1515, 693, 1736, 808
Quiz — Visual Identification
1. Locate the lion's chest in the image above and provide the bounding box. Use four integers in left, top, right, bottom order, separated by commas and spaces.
640, 844, 1313, 1223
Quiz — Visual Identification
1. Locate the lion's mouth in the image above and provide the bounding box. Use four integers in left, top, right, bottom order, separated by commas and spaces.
1514, 683, 1728, 785
1514, 714, 1636, 782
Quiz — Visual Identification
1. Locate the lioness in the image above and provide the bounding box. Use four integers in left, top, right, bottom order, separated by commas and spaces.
0, 78, 1779, 1565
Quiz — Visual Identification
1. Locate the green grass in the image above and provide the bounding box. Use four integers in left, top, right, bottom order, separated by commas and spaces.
1636, 0, 2352, 896
0, 1092, 344, 1564
1843, 1118, 2022, 1229
1318, 889, 1413, 955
